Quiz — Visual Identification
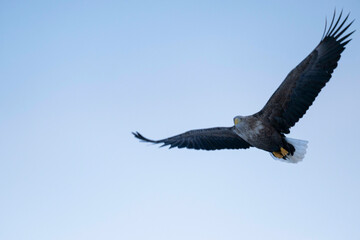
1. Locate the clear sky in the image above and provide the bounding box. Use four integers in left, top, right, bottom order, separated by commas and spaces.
1, 1, 360, 239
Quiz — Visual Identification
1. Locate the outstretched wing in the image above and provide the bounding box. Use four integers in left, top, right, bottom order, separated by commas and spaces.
133, 127, 252, 150
258, 11, 355, 134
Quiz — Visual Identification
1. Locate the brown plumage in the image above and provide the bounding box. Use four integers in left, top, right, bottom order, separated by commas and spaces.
133, 127, 251, 150
133, 11, 354, 163
257, 11, 355, 134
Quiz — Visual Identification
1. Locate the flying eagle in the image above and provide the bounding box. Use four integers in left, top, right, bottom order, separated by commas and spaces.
133, 11, 355, 163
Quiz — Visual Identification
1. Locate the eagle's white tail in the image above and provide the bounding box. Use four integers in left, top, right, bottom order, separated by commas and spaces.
285, 137, 308, 163
270, 137, 308, 163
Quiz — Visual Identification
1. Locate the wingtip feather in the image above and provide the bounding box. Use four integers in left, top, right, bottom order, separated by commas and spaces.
132, 131, 158, 143
321, 10, 355, 44
325, 9, 337, 37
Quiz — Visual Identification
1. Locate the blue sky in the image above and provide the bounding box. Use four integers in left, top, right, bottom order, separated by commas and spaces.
1, 1, 360, 239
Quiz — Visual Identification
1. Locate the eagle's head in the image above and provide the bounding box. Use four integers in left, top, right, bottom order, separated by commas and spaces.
233, 116, 245, 126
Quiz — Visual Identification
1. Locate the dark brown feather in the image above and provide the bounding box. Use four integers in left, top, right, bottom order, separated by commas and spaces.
258, 11, 354, 134
132, 127, 252, 151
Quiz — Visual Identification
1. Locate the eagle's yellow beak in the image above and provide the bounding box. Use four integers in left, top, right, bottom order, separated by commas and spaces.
234, 118, 239, 125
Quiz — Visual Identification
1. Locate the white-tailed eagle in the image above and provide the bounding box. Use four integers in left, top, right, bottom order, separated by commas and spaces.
133, 11, 355, 163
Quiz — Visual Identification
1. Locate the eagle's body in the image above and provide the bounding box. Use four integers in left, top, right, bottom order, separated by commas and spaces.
133, 11, 355, 163
234, 115, 283, 153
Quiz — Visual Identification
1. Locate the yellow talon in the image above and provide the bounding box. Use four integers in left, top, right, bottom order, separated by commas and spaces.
272, 151, 284, 158
272, 147, 289, 159
280, 147, 288, 156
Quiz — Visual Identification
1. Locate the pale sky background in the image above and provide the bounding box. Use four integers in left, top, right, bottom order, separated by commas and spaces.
1, 1, 360, 240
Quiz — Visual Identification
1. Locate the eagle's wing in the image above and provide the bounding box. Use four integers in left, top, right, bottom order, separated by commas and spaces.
133, 127, 252, 150
258, 11, 355, 134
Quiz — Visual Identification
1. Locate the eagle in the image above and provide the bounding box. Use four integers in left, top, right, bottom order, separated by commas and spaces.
133, 11, 355, 163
